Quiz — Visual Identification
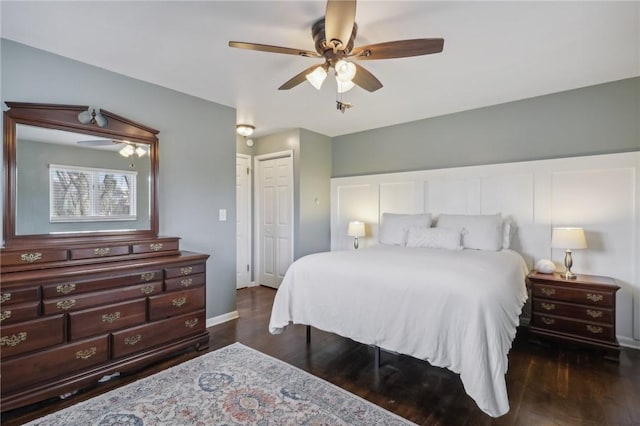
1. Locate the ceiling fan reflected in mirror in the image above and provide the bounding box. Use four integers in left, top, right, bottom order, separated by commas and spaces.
77, 139, 148, 158
229, 0, 444, 93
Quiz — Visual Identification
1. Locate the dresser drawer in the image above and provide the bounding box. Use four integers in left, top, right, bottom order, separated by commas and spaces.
0, 315, 64, 359
533, 299, 613, 324
148, 287, 205, 321
43, 281, 162, 315
165, 273, 205, 292
0, 286, 40, 305
70, 244, 130, 260
112, 310, 206, 358
532, 313, 615, 341
42, 269, 163, 298
68, 299, 147, 340
131, 239, 179, 254
0, 301, 40, 325
0, 334, 109, 394
165, 262, 205, 279
0, 248, 68, 267
531, 285, 614, 307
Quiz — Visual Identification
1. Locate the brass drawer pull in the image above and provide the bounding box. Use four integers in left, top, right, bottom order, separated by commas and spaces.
172, 297, 187, 307
124, 334, 142, 346
140, 285, 155, 295
57, 299, 76, 310
541, 302, 555, 311
0, 293, 11, 304
21, 252, 42, 263
56, 283, 76, 294
586, 309, 603, 319
541, 288, 556, 297
180, 266, 193, 275
76, 347, 97, 360
185, 318, 199, 328
586, 293, 604, 303
102, 311, 121, 323
180, 278, 193, 288
94, 247, 111, 256
1, 332, 27, 347
150, 243, 163, 252
541, 317, 556, 325
0, 310, 12, 322
586, 325, 603, 334
141, 272, 155, 282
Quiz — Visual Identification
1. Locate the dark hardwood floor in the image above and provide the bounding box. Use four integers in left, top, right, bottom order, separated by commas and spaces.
3, 286, 640, 425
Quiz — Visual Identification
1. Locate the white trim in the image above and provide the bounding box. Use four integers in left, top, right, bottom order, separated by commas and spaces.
206, 310, 239, 328
236, 153, 252, 289
619, 336, 640, 351
253, 150, 294, 289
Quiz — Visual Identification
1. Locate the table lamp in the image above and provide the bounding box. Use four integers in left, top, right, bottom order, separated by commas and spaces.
551, 227, 587, 279
347, 221, 366, 249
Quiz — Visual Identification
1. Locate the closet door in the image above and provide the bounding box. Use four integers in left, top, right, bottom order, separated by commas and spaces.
256, 152, 293, 289
236, 154, 251, 289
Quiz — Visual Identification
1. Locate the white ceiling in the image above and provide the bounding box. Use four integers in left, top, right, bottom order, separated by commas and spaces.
2, 1, 638, 138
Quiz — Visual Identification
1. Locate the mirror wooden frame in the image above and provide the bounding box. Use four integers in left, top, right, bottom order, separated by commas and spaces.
3, 102, 159, 248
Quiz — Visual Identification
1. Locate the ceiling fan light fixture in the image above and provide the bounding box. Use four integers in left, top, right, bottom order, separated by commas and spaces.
305, 66, 328, 90
236, 124, 255, 137
135, 145, 147, 157
336, 78, 355, 93
335, 59, 356, 82
119, 144, 135, 157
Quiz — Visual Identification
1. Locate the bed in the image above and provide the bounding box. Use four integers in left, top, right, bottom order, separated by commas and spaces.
268, 213, 529, 417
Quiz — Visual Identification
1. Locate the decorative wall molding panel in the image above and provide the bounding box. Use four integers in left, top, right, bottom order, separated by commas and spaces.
331, 152, 639, 347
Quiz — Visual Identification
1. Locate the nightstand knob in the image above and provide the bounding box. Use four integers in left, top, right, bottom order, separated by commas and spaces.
586, 325, 603, 334
586, 309, 603, 319
586, 293, 603, 303
541, 317, 556, 325
541, 302, 556, 311
541, 288, 556, 297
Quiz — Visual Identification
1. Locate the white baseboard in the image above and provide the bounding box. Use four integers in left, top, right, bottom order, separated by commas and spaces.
206, 310, 239, 328
618, 336, 640, 351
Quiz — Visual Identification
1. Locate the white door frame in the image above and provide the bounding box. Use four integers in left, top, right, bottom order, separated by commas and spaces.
254, 150, 294, 288
236, 153, 252, 288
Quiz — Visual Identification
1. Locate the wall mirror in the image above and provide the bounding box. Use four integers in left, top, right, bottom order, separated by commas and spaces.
3, 102, 159, 247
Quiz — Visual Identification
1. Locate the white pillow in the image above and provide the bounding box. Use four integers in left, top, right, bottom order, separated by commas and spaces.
379, 213, 432, 246
406, 226, 462, 250
435, 214, 503, 251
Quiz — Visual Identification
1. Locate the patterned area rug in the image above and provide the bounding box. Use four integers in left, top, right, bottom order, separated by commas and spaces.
27, 342, 414, 425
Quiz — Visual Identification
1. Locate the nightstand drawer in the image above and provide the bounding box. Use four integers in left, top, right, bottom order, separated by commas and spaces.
532, 314, 615, 341
531, 285, 614, 307
533, 299, 613, 323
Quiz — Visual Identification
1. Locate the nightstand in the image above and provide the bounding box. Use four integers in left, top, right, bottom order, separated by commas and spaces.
526, 271, 620, 361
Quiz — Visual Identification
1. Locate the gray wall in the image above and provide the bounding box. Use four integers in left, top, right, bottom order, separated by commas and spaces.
333, 77, 640, 177
2, 39, 237, 319
16, 139, 151, 235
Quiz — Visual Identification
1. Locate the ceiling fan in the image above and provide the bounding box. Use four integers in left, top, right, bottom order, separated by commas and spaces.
229, 0, 444, 93
77, 139, 148, 158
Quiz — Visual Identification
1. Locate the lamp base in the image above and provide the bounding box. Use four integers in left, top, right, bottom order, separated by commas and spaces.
353, 237, 359, 250
562, 271, 578, 280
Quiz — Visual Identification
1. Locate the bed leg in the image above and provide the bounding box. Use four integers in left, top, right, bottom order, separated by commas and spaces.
306, 325, 311, 344
374, 346, 381, 368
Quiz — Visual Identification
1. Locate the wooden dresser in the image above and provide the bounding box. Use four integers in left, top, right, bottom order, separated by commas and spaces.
527, 271, 620, 361
0, 237, 210, 411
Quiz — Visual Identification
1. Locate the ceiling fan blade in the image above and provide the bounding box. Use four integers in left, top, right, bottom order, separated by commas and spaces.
229, 41, 320, 58
324, 0, 356, 51
77, 139, 116, 147
351, 38, 444, 60
352, 63, 383, 92
279, 64, 324, 90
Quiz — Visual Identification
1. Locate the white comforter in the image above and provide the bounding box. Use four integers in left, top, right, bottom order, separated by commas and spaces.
269, 245, 529, 417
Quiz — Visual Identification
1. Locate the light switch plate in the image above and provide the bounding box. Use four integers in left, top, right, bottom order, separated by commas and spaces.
219, 209, 227, 221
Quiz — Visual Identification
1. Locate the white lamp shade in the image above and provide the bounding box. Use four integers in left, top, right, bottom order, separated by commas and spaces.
335, 60, 356, 82
551, 227, 587, 249
336, 78, 355, 93
347, 221, 366, 237
305, 66, 327, 90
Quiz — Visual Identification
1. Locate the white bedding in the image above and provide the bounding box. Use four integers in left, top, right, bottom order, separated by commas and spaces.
268, 245, 529, 417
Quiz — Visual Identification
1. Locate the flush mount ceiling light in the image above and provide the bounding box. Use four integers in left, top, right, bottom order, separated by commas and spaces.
236, 124, 255, 137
